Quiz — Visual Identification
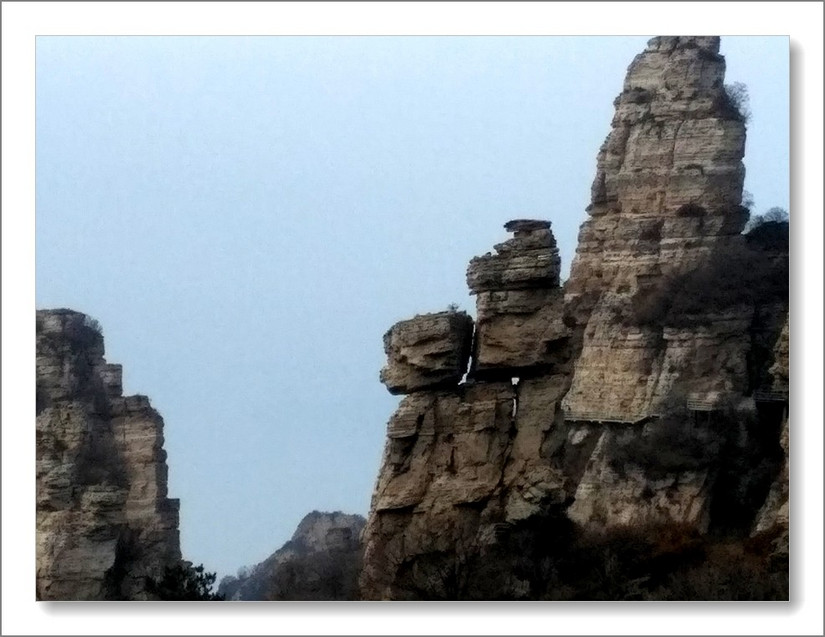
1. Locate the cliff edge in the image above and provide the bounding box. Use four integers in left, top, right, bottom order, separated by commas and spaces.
360, 36, 788, 601
36, 309, 181, 600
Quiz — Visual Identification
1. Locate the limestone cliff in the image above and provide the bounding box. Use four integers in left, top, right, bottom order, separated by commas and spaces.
218, 511, 365, 601
563, 35, 749, 420
361, 36, 788, 600
36, 309, 181, 600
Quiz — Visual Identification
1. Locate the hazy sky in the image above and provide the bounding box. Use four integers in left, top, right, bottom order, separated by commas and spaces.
35, 35, 789, 581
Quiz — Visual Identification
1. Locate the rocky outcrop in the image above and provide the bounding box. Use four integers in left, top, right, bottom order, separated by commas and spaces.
361, 36, 788, 600
36, 309, 181, 600
218, 511, 365, 601
361, 222, 575, 600
563, 35, 749, 421
468, 220, 570, 378
379, 311, 473, 395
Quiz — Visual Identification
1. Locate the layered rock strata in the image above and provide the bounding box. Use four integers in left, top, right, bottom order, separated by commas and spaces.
36, 309, 181, 600
467, 220, 570, 377
752, 315, 789, 555
361, 36, 788, 600
361, 224, 577, 599
563, 35, 749, 420
379, 311, 474, 395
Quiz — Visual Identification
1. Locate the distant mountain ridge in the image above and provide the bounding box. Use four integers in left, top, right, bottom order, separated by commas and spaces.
218, 511, 365, 601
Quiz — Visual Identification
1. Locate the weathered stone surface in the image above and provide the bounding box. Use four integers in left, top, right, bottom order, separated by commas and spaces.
361, 36, 788, 600
467, 220, 560, 294
218, 511, 365, 601
361, 376, 578, 599
467, 220, 569, 377
379, 311, 473, 394
562, 306, 754, 421
563, 35, 750, 419
36, 309, 181, 600
566, 420, 720, 531
473, 288, 570, 376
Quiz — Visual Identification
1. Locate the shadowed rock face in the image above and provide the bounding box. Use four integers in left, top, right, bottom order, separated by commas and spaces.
563, 35, 750, 421
360, 36, 788, 600
218, 511, 366, 601
36, 309, 181, 600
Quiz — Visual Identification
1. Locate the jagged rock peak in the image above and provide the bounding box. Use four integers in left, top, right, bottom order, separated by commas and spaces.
587, 33, 745, 221
379, 311, 474, 395
562, 32, 752, 420
36, 309, 181, 600
290, 510, 366, 553
218, 511, 366, 601
467, 219, 560, 294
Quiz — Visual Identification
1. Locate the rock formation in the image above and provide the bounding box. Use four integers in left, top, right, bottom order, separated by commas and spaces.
752, 314, 789, 555
36, 309, 181, 600
563, 35, 749, 420
361, 36, 788, 600
468, 220, 570, 377
218, 511, 365, 601
380, 311, 474, 394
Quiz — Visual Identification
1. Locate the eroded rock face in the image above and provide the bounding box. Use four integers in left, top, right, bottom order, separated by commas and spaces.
752, 314, 789, 555
218, 511, 365, 601
467, 220, 560, 293
36, 309, 181, 600
361, 36, 788, 600
379, 311, 473, 394
468, 221, 570, 378
361, 379, 575, 600
563, 35, 750, 420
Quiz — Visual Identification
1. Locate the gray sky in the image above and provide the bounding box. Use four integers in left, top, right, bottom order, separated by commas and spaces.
35, 35, 789, 582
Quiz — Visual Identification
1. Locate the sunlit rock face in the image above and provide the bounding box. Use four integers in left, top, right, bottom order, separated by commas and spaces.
360, 36, 788, 600
36, 309, 180, 600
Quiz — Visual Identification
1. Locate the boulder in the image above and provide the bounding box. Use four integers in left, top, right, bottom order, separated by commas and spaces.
379, 311, 473, 394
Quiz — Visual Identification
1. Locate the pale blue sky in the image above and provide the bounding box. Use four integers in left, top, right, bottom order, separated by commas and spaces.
35, 35, 789, 581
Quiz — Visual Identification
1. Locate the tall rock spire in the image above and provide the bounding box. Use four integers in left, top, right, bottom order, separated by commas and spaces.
567, 36, 747, 307
360, 36, 787, 600
562, 36, 751, 420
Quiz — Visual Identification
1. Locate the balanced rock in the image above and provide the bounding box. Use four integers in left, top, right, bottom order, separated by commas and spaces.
468, 220, 569, 377
361, 36, 789, 600
379, 311, 473, 394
